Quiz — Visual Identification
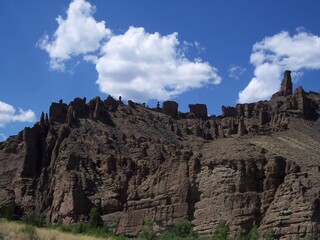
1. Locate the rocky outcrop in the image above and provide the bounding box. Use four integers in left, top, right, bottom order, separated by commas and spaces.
0, 72, 320, 239
162, 101, 178, 118
189, 104, 208, 119
281, 70, 293, 96
222, 106, 237, 118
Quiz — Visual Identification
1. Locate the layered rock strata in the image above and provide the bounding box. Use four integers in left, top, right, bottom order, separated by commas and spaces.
0, 71, 319, 239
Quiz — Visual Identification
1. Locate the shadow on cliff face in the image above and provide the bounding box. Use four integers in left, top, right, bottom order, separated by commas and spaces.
187, 157, 202, 221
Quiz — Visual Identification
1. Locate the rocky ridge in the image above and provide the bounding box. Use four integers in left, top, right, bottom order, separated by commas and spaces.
0, 71, 319, 239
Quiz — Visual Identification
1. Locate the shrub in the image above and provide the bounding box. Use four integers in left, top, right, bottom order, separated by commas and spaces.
139, 217, 156, 240
21, 225, 40, 240
72, 222, 86, 234
305, 234, 313, 240
263, 228, 274, 240
88, 207, 103, 228
212, 220, 230, 240
157, 220, 199, 240
84, 224, 111, 237
247, 226, 258, 240
58, 224, 72, 233
0, 206, 14, 220
0, 228, 5, 240
175, 221, 194, 238
24, 212, 46, 227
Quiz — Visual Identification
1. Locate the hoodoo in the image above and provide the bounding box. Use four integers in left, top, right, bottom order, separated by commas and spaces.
280, 70, 293, 96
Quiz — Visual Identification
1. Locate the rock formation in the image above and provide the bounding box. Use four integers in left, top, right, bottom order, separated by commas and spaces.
189, 104, 208, 119
222, 106, 237, 118
281, 70, 293, 96
162, 101, 178, 119
0, 71, 320, 239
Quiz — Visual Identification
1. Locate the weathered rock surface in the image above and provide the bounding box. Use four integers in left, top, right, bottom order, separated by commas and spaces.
281, 70, 293, 96
189, 104, 208, 119
0, 72, 320, 239
162, 101, 178, 119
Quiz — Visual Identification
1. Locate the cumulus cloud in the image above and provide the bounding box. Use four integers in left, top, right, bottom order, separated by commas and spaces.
0, 101, 36, 128
238, 31, 320, 103
39, 0, 221, 101
228, 65, 246, 80
96, 27, 221, 102
38, 0, 110, 71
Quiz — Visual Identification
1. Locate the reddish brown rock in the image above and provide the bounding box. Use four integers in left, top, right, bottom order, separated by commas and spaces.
162, 101, 178, 118
189, 104, 208, 119
281, 70, 293, 96
0, 71, 319, 239
222, 106, 237, 118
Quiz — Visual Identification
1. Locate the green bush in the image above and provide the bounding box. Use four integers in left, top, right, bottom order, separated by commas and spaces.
24, 212, 46, 227
247, 226, 258, 240
139, 217, 156, 240
57, 221, 111, 238
0, 206, 14, 220
305, 234, 313, 240
0, 228, 5, 240
21, 225, 40, 240
212, 220, 230, 240
175, 221, 197, 238
84, 224, 111, 237
58, 224, 72, 233
263, 228, 274, 240
72, 222, 86, 234
88, 207, 103, 228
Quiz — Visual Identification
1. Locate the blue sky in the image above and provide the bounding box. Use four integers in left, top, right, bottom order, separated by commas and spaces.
0, 0, 320, 141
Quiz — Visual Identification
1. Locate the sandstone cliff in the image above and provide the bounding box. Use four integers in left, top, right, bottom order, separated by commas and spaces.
0, 71, 319, 239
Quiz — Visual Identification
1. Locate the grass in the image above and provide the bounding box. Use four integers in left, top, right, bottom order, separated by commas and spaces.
0, 218, 115, 240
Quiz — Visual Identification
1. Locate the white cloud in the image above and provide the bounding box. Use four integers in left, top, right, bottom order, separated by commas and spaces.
194, 41, 205, 54
291, 71, 304, 84
39, 1, 221, 101
238, 31, 320, 103
228, 65, 246, 80
83, 54, 99, 64
0, 101, 36, 128
38, 0, 110, 71
95, 27, 221, 102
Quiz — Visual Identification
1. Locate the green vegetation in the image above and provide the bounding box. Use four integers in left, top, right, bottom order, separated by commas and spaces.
135, 220, 274, 240
212, 220, 229, 240
0, 206, 15, 220
305, 234, 312, 240
88, 208, 103, 228
262, 228, 274, 240
24, 212, 47, 227
138, 219, 201, 240
138, 217, 157, 240
21, 224, 41, 240
57, 208, 112, 238
0, 228, 5, 240
2, 211, 320, 240
58, 222, 111, 238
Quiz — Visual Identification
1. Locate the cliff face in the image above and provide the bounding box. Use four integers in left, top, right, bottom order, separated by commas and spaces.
0, 72, 320, 239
